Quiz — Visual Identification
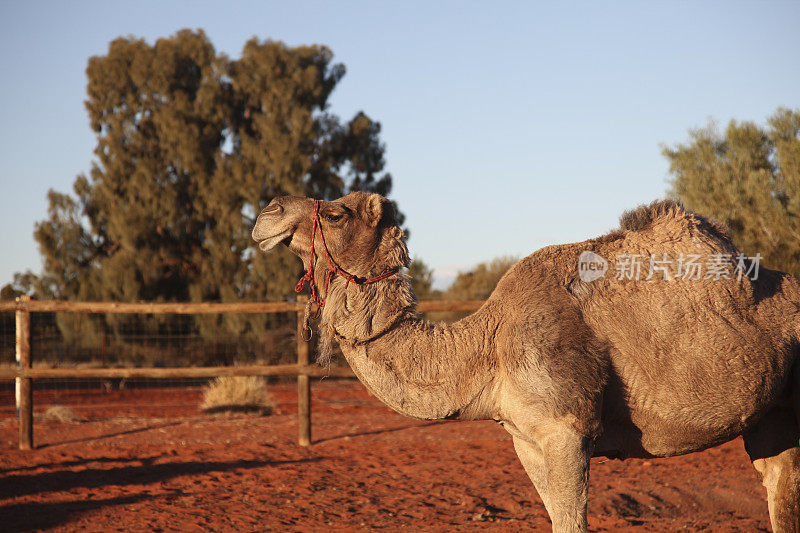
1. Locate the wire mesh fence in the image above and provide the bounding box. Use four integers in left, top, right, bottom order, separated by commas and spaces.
1, 298, 484, 449
0, 307, 299, 404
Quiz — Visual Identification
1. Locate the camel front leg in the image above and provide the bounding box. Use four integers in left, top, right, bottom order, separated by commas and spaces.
743, 404, 800, 533
512, 426, 593, 533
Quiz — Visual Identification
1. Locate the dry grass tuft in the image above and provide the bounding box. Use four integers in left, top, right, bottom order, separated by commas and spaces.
42, 405, 83, 423
201, 376, 274, 415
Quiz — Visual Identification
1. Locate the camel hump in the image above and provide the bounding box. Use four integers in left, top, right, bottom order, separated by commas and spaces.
618, 199, 733, 245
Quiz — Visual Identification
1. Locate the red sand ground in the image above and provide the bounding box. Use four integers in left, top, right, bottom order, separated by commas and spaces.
0, 380, 772, 531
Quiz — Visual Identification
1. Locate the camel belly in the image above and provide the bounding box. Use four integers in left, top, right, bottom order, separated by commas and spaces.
595, 351, 792, 458
595, 410, 755, 459
586, 297, 796, 457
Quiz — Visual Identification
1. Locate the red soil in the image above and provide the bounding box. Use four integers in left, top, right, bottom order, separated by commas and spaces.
0, 380, 771, 531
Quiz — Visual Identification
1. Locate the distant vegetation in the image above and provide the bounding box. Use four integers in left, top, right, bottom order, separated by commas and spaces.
444, 256, 518, 300
404, 256, 518, 327
664, 107, 800, 279
407, 258, 436, 300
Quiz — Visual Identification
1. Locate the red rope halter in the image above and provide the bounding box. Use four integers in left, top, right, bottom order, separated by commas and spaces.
294, 200, 400, 309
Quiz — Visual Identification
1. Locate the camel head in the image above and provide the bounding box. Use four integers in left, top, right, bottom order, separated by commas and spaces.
252, 191, 409, 280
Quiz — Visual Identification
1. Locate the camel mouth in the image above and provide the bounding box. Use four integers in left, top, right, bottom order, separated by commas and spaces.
256, 230, 292, 252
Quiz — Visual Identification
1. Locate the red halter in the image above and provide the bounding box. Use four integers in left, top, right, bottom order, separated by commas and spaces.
294, 200, 400, 308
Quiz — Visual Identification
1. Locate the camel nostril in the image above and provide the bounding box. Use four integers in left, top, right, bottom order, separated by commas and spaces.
260, 204, 283, 216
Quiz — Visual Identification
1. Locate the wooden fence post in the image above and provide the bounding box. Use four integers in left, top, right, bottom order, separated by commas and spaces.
16, 295, 33, 450
296, 296, 311, 447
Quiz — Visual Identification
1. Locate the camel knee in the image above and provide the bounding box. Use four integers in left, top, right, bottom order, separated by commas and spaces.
752, 448, 800, 533
512, 428, 592, 533
774, 450, 800, 533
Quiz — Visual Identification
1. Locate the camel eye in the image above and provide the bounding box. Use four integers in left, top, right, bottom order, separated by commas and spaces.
324, 213, 344, 223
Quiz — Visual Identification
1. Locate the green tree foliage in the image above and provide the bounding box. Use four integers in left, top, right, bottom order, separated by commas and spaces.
407, 257, 437, 300
13, 29, 396, 346
664, 107, 800, 279
444, 256, 518, 300
1, 281, 24, 301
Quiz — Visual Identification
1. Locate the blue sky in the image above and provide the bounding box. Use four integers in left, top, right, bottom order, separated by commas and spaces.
1, 1, 798, 290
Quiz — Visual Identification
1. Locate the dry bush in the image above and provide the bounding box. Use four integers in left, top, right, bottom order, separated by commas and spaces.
41, 405, 83, 423
201, 376, 273, 415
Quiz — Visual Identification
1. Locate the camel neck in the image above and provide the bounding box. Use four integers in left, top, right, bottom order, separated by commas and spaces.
319, 278, 499, 421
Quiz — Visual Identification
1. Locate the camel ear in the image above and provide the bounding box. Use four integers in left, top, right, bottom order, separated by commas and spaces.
365, 194, 384, 227
382, 226, 410, 268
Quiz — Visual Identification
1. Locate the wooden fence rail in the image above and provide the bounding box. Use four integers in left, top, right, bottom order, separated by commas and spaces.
2, 297, 484, 450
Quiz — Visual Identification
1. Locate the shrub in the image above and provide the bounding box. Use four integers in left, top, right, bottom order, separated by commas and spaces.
41, 405, 82, 423
201, 376, 273, 415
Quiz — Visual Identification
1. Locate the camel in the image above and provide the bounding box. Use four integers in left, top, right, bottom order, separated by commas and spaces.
252, 191, 800, 532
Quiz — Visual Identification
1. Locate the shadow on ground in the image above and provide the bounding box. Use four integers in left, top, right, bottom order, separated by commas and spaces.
0, 456, 323, 531
2, 494, 151, 532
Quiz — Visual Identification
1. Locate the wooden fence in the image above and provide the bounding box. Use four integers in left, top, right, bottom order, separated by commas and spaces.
0, 296, 483, 450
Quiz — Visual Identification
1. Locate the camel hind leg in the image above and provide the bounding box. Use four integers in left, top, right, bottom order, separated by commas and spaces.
743, 395, 800, 533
